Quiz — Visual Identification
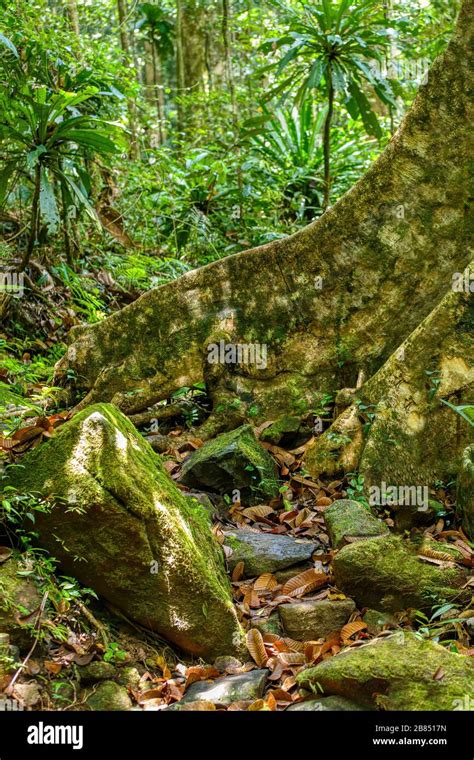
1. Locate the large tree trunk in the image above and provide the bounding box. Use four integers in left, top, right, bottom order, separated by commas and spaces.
55, 1, 472, 441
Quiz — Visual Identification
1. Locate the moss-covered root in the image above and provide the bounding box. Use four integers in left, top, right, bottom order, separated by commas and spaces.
297, 633, 474, 710
333, 536, 468, 613
55, 2, 472, 423
7, 403, 244, 659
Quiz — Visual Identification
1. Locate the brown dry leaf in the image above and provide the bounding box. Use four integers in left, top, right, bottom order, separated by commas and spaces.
316, 496, 332, 507
246, 628, 268, 667
271, 688, 294, 702
0, 547, 13, 563
266, 691, 277, 711
305, 642, 322, 663
241, 505, 275, 521
433, 667, 445, 681
277, 652, 305, 667
232, 561, 245, 582
185, 666, 220, 689
341, 620, 368, 645
44, 661, 62, 675
282, 568, 328, 598
254, 573, 278, 593
290, 474, 320, 489
282, 637, 306, 653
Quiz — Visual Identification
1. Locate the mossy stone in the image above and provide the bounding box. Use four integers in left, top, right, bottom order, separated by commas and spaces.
0, 557, 43, 648
179, 425, 279, 505
297, 633, 474, 710
85, 680, 132, 711
7, 403, 244, 659
333, 536, 468, 613
279, 600, 356, 641
78, 661, 116, 684
324, 499, 389, 548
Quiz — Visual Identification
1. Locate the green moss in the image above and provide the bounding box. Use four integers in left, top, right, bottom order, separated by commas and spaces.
324, 499, 389, 548
333, 535, 468, 613
7, 404, 244, 658
297, 633, 474, 710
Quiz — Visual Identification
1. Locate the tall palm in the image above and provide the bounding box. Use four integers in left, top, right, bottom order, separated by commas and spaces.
265, 0, 395, 209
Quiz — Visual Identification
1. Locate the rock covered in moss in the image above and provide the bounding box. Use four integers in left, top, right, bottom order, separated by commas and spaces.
297, 633, 474, 710
286, 696, 367, 711
279, 600, 356, 641
260, 416, 301, 445
333, 536, 468, 613
324, 499, 389, 548
457, 444, 474, 539
224, 529, 315, 577
0, 557, 43, 647
78, 661, 116, 684
8, 404, 243, 659
179, 425, 279, 505
85, 680, 132, 711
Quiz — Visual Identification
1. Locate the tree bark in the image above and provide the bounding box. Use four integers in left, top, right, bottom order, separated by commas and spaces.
56, 1, 472, 441
66, 0, 80, 37
116, 0, 139, 157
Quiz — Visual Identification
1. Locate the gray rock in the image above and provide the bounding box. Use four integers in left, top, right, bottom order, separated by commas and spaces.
324, 499, 389, 548
85, 681, 132, 711
116, 666, 142, 689
179, 669, 268, 706
287, 696, 367, 711
225, 529, 315, 577
179, 425, 279, 505
279, 600, 356, 640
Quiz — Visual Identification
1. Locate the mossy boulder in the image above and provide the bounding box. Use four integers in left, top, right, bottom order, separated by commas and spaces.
333, 536, 468, 613
85, 680, 132, 711
7, 404, 244, 659
324, 499, 389, 548
457, 444, 474, 539
179, 425, 279, 505
78, 661, 116, 684
0, 556, 43, 647
224, 529, 315, 577
279, 600, 356, 641
260, 416, 301, 445
297, 633, 474, 710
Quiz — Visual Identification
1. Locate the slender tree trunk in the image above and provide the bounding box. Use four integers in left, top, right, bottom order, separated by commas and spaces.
116, 0, 139, 158
222, 0, 243, 221
151, 41, 165, 144
176, 0, 186, 133
66, 0, 80, 36
21, 164, 41, 271
322, 67, 334, 211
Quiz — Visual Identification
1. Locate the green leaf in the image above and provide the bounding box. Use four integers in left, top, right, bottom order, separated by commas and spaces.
0, 33, 19, 59
348, 80, 382, 139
